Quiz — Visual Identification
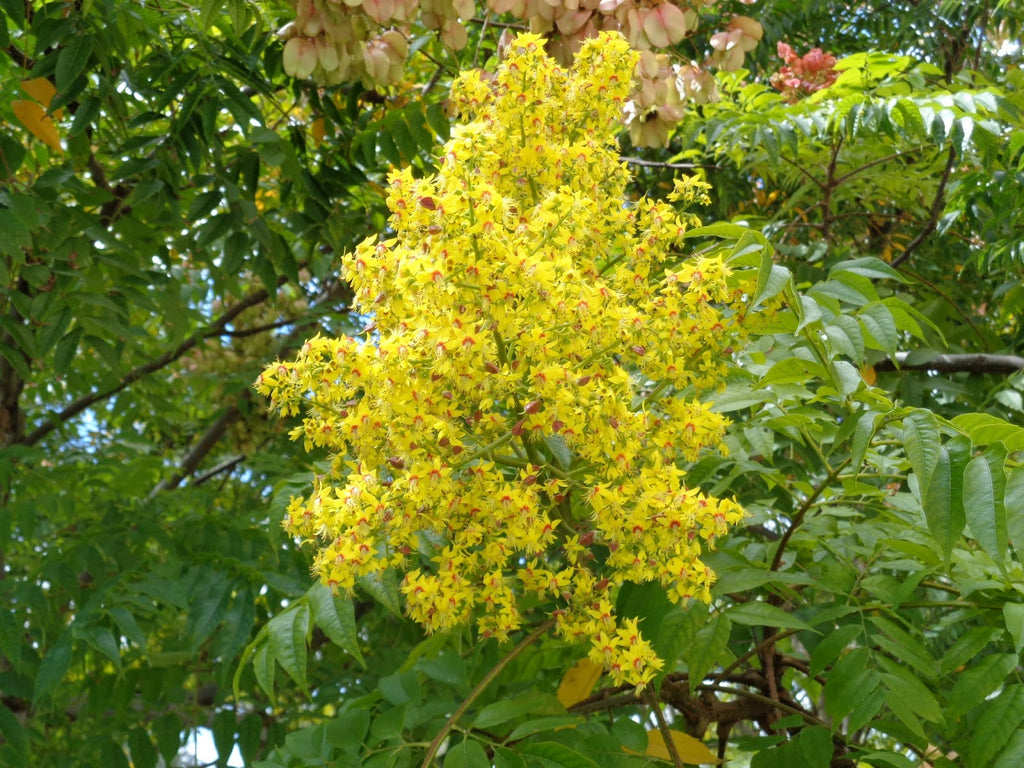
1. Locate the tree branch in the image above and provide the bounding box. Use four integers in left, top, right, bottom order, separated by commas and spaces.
147, 402, 243, 498
21, 281, 283, 447
192, 455, 246, 486
874, 352, 1024, 375
889, 143, 957, 268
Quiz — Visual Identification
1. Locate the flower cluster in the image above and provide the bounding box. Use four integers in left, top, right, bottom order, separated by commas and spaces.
257, 32, 755, 688
769, 41, 838, 103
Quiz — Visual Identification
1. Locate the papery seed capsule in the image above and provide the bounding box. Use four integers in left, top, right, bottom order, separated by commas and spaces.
524, 400, 541, 414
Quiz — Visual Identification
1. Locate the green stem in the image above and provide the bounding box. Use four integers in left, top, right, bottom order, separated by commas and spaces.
419, 619, 556, 768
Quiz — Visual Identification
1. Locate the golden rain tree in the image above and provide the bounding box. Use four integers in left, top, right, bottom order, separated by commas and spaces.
257, 32, 760, 690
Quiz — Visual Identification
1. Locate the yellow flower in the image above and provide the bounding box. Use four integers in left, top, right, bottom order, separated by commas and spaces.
257, 32, 759, 689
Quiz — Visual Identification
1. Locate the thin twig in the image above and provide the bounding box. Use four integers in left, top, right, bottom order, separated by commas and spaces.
769, 459, 848, 572
831, 146, 924, 186
646, 686, 684, 768
890, 143, 957, 268
419, 619, 555, 768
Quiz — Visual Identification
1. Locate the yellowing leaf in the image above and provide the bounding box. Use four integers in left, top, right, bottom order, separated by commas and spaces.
311, 117, 326, 145
861, 365, 877, 386
21, 78, 56, 109
624, 729, 722, 765
556, 657, 603, 707
12, 101, 63, 153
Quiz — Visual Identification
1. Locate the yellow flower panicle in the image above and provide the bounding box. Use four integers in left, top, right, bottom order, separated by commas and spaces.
256, 32, 756, 689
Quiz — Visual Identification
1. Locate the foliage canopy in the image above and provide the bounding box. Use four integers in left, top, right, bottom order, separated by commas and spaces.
1, 1, 1024, 767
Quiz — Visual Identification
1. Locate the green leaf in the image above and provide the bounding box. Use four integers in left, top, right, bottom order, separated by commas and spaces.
519, 741, 600, 768
994, 729, 1024, 768
826, 316, 866, 361
359, 569, 403, 617
0, 704, 27, 763
545, 434, 572, 470
33, 630, 71, 705
948, 653, 1017, 719
108, 606, 147, 650
307, 583, 365, 667
506, 716, 583, 741
856, 751, 917, 768
238, 712, 265, 762
615, 580, 675, 642
941, 627, 1001, 675
829, 257, 905, 282
56, 34, 94, 92
252, 639, 276, 702
267, 603, 311, 694
425, 102, 451, 141
876, 656, 943, 724
952, 413, 1024, 451
809, 624, 861, 677
825, 648, 880, 722
726, 601, 813, 631
752, 264, 791, 309
967, 686, 1024, 767
212, 709, 236, 764
963, 445, 1008, 568
186, 575, 232, 652
153, 714, 183, 765
849, 410, 878, 474
759, 357, 828, 388
1005, 603, 1024, 655
378, 670, 420, 705
868, 616, 937, 680
444, 740, 491, 768
686, 612, 731, 692
473, 693, 557, 730
902, 409, 941, 490
127, 726, 159, 768
858, 302, 898, 353
77, 624, 122, 669
923, 444, 967, 561
494, 746, 528, 768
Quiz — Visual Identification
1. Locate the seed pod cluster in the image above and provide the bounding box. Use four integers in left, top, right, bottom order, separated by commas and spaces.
280, 0, 763, 146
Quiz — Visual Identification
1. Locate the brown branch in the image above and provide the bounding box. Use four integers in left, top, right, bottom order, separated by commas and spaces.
646, 686, 685, 768
831, 146, 925, 186
147, 403, 243, 498
192, 455, 246, 486
889, 143, 957, 268
3, 43, 31, 69
769, 460, 847, 573
821, 135, 844, 243
21, 281, 283, 447
874, 352, 1024, 375
778, 151, 827, 191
